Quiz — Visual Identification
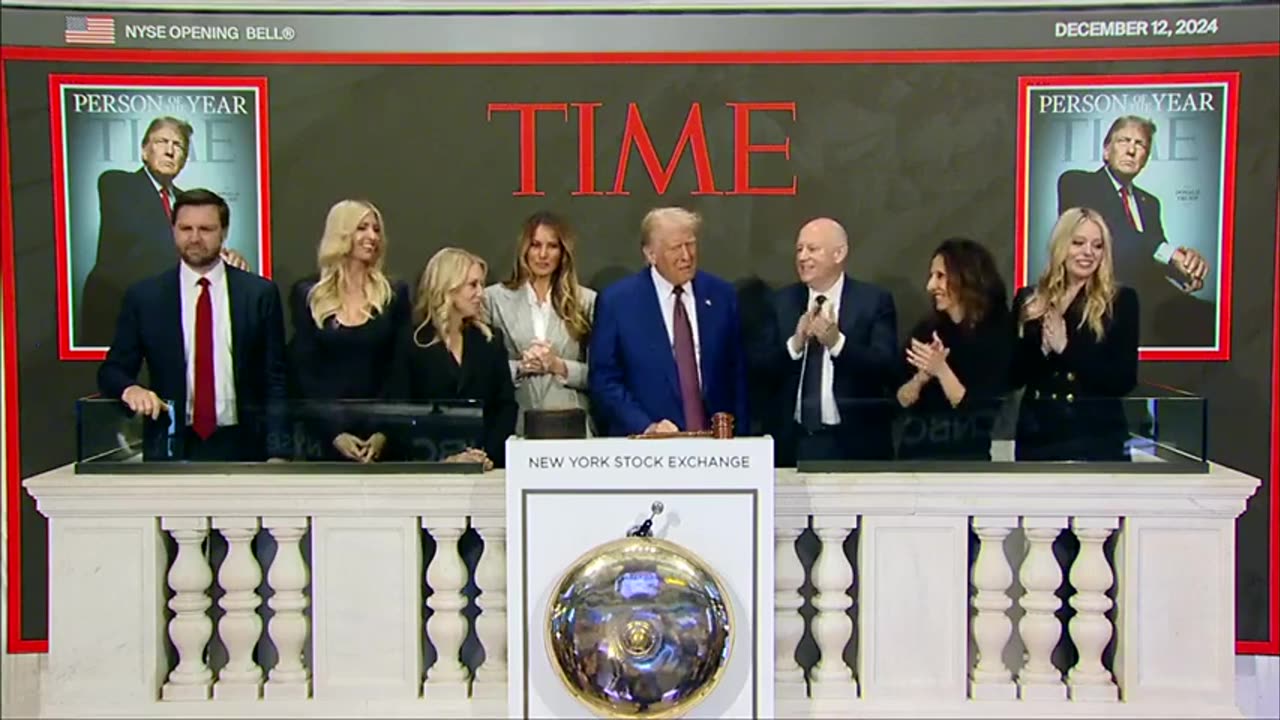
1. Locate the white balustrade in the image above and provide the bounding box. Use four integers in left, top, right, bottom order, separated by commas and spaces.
161, 516, 214, 701
471, 522, 507, 699
808, 518, 858, 701
773, 522, 807, 701
22, 464, 1257, 718
264, 516, 311, 700
213, 517, 265, 700
1067, 517, 1120, 702
1017, 518, 1068, 701
969, 516, 1017, 700
422, 519, 469, 700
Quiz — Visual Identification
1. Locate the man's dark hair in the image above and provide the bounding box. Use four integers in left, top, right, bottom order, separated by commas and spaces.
171, 188, 230, 229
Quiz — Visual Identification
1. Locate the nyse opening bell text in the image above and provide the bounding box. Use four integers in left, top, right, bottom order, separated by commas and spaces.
123, 23, 295, 42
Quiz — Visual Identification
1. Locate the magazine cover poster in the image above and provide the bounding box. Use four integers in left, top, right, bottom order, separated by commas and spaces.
50, 74, 272, 360
1015, 73, 1238, 361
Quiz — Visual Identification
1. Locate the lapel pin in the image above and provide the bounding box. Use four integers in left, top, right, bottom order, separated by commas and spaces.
705, 298, 712, 306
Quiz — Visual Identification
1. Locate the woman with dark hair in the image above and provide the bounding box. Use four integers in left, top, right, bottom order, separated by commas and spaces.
895, 238, 1011, 460
484, 211, 596, 435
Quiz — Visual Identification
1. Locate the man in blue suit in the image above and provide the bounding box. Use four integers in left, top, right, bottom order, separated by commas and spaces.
590, 207, 749, 436
759, 218, 898, 463
97, 188, 289, 462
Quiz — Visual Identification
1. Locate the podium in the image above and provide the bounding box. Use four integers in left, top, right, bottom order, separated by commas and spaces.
505, 437, 775, 719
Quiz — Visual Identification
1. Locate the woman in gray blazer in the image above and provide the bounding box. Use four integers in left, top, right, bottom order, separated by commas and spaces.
485, 211, 596, 435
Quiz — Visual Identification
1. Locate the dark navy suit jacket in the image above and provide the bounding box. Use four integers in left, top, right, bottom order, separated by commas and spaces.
97, 264, 289, 460
758, 275, 898, 462
81, 167, 181, 347
589, 268, 749, 436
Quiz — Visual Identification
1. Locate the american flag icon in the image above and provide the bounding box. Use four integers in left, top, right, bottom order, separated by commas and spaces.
64, 15, 116, 45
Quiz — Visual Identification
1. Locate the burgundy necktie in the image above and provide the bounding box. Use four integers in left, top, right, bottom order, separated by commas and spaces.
192, 277, 216, 440
159, 188, 172, 218
1118, 186, 1137, 229
671, 286, 707, 431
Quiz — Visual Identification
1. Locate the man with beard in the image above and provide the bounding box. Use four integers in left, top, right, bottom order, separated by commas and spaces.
79, 116, 248, 347
97, 188, 289, 462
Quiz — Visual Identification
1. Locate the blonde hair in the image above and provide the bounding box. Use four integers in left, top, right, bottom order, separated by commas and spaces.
502, 211, 591, 341
413, 247, 493, 347
640, 206, 702, 248
1020, 207, 1118, 339
307, 200, 394, 328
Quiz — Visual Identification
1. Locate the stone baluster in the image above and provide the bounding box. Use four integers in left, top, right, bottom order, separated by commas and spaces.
213, 517, 265, 700
422, 519, 469, 699
263, 517, 311, 700
1067, 517, 1119, 702
809, 518, 858, 700
162, 517, 214, 701
970, 516, 1017, 700
471, 522, 507, 699
775, 523, 807, 701
1017, 517, 1067, 700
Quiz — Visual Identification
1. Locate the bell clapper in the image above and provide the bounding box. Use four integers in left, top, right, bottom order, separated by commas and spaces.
627, 500, 665, 538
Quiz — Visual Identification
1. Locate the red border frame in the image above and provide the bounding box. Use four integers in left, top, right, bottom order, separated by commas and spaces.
2, 44, 1278, 656
1237, 185, 1280, 656
48, 73, 272, 362
1013, 71, 1239, 363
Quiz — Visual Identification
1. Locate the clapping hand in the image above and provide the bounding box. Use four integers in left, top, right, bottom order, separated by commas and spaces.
808, 307, 840, 349
1041, 311, 1068, 355
519, 340, 567, 378
906, 332, 950, 377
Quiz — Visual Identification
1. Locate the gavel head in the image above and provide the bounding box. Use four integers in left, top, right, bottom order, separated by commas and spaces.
710, 412, 734, 439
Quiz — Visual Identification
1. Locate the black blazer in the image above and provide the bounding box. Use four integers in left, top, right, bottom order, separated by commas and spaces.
897, 310, 1012, 461
287, 277, 412, 459
1057, 167, 1212, 347
757, 275, 898, 463
397, 323, 517, 468
81, 168, 181, 348
1010, 285, 1139, 461
97, 265, 289, 460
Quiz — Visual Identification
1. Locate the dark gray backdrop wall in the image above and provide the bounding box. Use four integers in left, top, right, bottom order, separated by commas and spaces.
3, 54, 1278, 645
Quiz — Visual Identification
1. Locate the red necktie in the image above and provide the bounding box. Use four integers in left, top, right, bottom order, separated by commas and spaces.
671, 286, 707, 431
159, 188, 171, 218
1118, 186, 1137, 229
193, 277, 216, 440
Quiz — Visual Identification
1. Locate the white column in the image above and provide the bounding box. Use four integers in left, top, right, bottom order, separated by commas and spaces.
162, 517, 214, 701
213, 517, 265, 700
1067, 517, 1119, 702
471, 522, 507, 699
774, 524, 807, 701
970, 517, 1016, 700
809, 519, 858, 701
422, 520, 469, 700
1017, 517, 1067, 701
263, 517, 311, 700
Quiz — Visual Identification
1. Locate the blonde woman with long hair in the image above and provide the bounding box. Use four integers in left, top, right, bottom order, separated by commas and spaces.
401, 247, 516, 469
484, 211, 597, 436
288, 199, 410, 463
1010, 207, 1139, 461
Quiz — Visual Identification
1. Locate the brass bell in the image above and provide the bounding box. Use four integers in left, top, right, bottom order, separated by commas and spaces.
545, 502, 733, 718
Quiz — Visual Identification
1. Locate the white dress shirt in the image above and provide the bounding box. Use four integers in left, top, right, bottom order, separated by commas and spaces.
524, 282, 554, 341
787, 274, 847, 426
650, 266, 702, 386
1105, 167, 1174, 264
179, 260, 237, 427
